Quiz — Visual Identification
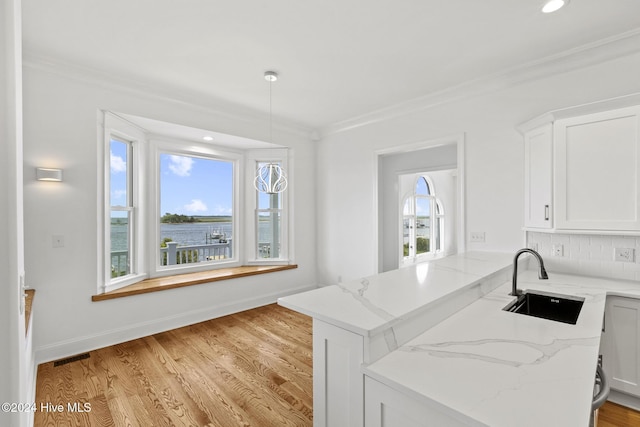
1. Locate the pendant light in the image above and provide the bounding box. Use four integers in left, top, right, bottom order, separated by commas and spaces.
254, 71, 288, 194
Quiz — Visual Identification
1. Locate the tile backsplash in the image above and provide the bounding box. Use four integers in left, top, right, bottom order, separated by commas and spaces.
527, 232, 640, 282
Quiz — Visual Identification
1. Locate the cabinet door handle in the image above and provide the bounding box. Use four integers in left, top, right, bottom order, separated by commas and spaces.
544, 205, 549, 221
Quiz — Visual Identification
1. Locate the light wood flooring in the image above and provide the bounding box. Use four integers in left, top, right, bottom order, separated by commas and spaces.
34, 304, 312, 427
34, 303, 640, 427
598, 401, 640, 427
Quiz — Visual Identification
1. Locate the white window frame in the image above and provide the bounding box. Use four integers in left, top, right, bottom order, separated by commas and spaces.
101, 113, 148, 293
401, 175, 444, 265
245, 149, 291, 265
98, 112, 293, 294
149, 138, 243, 276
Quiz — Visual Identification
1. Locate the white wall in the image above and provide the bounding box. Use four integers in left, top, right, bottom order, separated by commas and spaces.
1, 0, 29, 426
316, 51, 640, 286
22, 63, 317, 363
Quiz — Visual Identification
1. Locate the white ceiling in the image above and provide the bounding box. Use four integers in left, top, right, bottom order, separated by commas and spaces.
22, 0, 640, 133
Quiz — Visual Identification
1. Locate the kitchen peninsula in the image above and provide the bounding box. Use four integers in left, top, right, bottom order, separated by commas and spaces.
279, 252, 640, 426
278, 252, 516, 426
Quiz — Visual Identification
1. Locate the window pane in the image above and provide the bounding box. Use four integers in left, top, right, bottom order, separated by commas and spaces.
416, 197, 430, 255
416, 197, 430, 224
110, 210, 131, 277
159, 154, 233, 266
110, 138, 128, 207
256, 161, 283, 259
258, 210, 281, 258
110, 137, 132, 280
416, 177, 430, 195
402, 198, 412, 215
257, 162, 283, 208
259, 191, 281, 210
403, 217, 411, 257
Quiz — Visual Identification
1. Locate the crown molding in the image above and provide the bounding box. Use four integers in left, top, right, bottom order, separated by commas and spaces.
516, 91, 640, 134
23, 27, 640, 142
321, 27, 640, 138
22, 51, 315, 141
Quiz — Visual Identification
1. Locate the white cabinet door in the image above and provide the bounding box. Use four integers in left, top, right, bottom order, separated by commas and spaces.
602, 296, 640, 397
313, 319, 364, 427
524, 124, 553, 229
554, 106, 640, 231
364, 377, 475, 427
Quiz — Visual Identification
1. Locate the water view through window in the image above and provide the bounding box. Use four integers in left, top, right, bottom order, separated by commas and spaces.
109, 151, 285, 276
110, 137, 132, 277
158, 153, 234, 266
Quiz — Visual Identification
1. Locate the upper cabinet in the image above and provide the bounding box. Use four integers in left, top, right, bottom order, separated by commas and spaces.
524, 124, 553, 229
554, 106, 640, 231
519, 96, 640, 233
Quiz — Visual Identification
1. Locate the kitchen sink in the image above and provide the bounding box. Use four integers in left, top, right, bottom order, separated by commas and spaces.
503, 290, 584, 325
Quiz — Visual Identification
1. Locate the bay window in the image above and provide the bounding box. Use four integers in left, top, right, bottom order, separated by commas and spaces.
100, 112, 290, 294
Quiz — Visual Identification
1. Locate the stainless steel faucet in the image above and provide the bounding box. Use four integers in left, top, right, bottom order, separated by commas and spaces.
511, 248, 548, 296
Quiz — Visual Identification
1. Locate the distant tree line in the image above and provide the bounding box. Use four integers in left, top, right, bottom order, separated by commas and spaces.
161, 213, 196, 223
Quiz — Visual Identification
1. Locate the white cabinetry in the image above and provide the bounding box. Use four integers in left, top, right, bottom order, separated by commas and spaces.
601, 296, 640, 398
313, 320, 364, 427
524, 124, 553, 229
554, 106, 640, 231
520, 100, 640, 233
299, 266, 512, 427
364, 377, 475, 427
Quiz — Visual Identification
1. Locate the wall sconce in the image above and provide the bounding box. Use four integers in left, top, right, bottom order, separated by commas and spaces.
36, 167, 63, 182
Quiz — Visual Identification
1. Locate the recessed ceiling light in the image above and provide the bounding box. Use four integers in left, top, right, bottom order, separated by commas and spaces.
542, 0, 569, 13
203, 136, 214, 141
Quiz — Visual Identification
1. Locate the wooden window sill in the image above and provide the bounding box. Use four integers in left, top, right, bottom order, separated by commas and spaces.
92, 264, 298, 302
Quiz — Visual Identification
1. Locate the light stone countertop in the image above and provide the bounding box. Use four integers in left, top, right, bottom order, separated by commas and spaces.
278, 251, 515, 337
362, 270, 640, 427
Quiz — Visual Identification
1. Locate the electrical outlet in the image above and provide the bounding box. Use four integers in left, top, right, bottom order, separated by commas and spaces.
470, 232, 485, 243
614, 248, 635, 263
552, 244, 564, 257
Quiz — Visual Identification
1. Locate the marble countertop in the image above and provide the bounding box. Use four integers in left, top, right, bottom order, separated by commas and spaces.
363, 270, 640, 427
278, 251, 515, 336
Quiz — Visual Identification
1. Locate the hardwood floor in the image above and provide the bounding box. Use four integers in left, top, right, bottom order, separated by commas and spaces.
33, 303, 640, 427
34, 304, 312, 427
598, 401, 640, 427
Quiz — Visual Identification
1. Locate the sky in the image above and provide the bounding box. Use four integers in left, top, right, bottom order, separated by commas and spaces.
110, 140, 234, 217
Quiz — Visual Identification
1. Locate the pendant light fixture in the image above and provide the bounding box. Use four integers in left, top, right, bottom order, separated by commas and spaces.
254, 71, 288, 194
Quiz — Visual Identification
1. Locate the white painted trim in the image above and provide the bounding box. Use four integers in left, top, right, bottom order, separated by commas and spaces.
34, 284, 317, 365
457, 135, 466, 254
22, 51, 315, 141
24, 28, 640, 141
608, 389, 640, 412
517, 92, 640, 134
323, 28, 640, 137
374, 134, 465, 272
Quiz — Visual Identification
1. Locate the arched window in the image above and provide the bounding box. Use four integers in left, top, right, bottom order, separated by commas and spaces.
402, 176, 444, 261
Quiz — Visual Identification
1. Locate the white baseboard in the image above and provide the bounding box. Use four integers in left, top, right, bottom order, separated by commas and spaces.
607, 389, 640, 411
34, 284, 316, 365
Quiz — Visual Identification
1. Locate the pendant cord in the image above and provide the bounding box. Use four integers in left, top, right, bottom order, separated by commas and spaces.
269, 79, 273, 144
